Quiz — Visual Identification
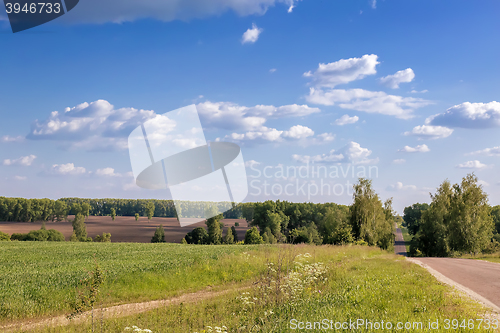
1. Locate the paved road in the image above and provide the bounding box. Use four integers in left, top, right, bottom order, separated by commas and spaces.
394, 224, 407, 256
414, 258, 500, 310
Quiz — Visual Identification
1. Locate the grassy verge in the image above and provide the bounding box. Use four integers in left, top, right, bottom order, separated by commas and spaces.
459, 252, 500, 263
24, 245, 496, 333
0, 242, 272, 323
400, 226, 412, 254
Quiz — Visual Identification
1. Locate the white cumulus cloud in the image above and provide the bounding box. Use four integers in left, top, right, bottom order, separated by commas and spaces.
334, 114, 359, 126
242, 23, 263, 44
96, 167, 121, 177
55, 0, 301, 24
392, 159, 406, 164
3, 155, 37, 166
427, 101, 500, 129
292, 141, 378, 165
27, 100, 156, 151
404, 125, 453, 139
1, 135, 25, 143
47, 163, 87, 175
398, 144, 430, 153
379, 68, 415, 89
307, 88, 431, 119
304, 54, 379, 88
387, 182, 417, 191
456, 160, 491, 169
467, 146, 500, 156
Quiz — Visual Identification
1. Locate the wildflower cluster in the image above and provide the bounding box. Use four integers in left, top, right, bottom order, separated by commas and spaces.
124, 325, 153, 332
193, 325, 228, 333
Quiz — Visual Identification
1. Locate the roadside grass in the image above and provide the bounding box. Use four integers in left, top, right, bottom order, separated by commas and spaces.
24, 245, 495, 333
400, 225, 412, 254
460, 252, 500, 264
0, 242, 273, 323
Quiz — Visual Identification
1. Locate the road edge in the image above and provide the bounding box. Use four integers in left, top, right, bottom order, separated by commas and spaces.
406, 257, 500, 314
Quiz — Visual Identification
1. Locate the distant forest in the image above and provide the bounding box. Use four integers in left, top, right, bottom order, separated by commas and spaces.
2, 174, 499, 256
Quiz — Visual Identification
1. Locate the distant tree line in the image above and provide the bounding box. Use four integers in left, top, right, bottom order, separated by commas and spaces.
0, 197, 244, 222
181, 178, 396, 250
403, 174, 500, 257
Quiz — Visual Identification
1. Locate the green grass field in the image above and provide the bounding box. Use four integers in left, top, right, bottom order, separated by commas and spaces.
1, 243, 497, 332
0, 242, 270, 322
22, 245, 496, 333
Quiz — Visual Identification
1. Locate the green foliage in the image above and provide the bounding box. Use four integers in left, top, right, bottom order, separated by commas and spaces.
205, 206, 223, 245
319, 207, 353, 245
262, 227, 276, 244
244, 227, 263, 244
403, 203, 430, 235
69, 257, 105, 319
110, 208, 116, 221
350, 178, 394, 249
135, 213, 140, 221
289, 223, 323, 245
490, 205, 500, 234
411, 174, 495, 257
72, 214, 88, 242
181, 237, 188, 244
151, 225, 165, 243
234, 222, 239, 227
231, 226, 238, 243
54, 200, 68, 222
0, 230, 10, 241
184, 227, 209, 245
9, 229, 65, 242
224, 226, 235, 244
94, 233, 111, 242
145, 202, 155, 220
70, 232, 78, 242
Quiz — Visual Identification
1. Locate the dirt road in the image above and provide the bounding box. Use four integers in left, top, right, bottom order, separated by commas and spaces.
409, 257, 500, 312
394, 224, 407, 256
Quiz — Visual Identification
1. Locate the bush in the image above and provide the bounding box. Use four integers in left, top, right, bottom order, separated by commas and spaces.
234, 222, 240, 227
25, 230, 49, 241
184, 227, 209, 244
0, 231, 10, 241
10, 233, 27, 241
244, 227, 263, 244
94, 233, 111, 243
135, 213, 140, 221
151, 225, 165, 243
10, 229, 65, 242
47, 229, 65, 241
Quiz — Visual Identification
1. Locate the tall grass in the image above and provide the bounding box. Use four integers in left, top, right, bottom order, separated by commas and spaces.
23, 245, 495, 333
0, 242, 271, 322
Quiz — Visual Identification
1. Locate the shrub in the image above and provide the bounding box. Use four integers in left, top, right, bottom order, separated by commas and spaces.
135, 213, 140, 221
224, 227, 234, 244
10, 233, 27, 241
235, 222, 240, 227
94, 233, 111, 242
25, 229, 49, 241
151, 225, 165, 243
244, 227, 263, 244
0, 230, 10, 241
184, 227, 209, 244
47, 229, 65, 241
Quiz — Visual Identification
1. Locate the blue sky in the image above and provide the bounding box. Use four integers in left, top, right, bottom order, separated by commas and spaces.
1, 0, 499, 213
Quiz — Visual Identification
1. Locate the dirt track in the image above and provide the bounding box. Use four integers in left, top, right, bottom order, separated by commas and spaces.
409, 257, 500, 313
0, 285, 250, 333
0, 216, 249, 243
